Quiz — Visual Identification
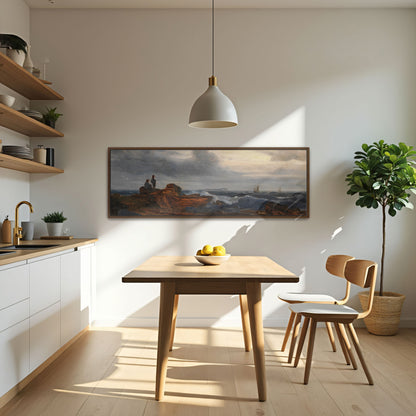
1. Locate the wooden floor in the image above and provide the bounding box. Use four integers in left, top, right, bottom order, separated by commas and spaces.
1, 327, 415, 416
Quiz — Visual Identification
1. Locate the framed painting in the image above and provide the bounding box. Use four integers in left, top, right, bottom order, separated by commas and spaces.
108, 147, 309, 218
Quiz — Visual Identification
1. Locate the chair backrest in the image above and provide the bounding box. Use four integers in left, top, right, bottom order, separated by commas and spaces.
326, 255, 355, 304
344, 259, 378, 319
326, 255, 355, 278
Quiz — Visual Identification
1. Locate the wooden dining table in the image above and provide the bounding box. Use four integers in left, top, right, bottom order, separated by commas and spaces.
122, 255, 298, 402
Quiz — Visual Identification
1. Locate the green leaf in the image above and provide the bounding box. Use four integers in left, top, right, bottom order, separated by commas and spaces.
388, 206, 397, 216
399, 142, 409, 153
354, 176, 363, 187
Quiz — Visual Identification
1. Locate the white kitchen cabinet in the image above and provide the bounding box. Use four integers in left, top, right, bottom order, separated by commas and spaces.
0, 318, 30, 397
79, 244, 94, 330
0, 263, 29, 310
0, 263, 30, 398
60, 250, 81, 345
29, 256, 60, 316
0, 242, 95, 402
29, 301, 60, 372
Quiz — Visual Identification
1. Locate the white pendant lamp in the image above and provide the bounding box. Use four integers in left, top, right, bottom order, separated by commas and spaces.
189, 0, 238, 128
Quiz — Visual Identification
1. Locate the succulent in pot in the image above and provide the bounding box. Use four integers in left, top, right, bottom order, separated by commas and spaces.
42, 211, 67, 237
0, 34, 27, 66
42, 107, 63, 129
346, 140, 416, 335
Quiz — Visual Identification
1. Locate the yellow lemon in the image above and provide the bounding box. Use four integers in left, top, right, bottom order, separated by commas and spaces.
196, 249, 203, 255
212, 246, 226, 256
202, 245, 213, 255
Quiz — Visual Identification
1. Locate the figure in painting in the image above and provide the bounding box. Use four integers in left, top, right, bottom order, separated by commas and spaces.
144, 179, 152, 190
151, 174, 156, 189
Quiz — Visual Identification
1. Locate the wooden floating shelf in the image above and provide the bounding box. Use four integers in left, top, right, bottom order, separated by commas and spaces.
0, 103, 64, 137
0, 52, 63, 100
0, 152, 64, 174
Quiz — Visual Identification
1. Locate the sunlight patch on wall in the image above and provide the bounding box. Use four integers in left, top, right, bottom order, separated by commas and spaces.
243, 107, 306, 147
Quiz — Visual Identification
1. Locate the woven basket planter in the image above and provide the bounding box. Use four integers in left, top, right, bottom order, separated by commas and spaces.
359, 291, 406, 336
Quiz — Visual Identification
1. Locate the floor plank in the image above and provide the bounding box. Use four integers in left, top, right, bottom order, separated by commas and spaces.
1, 327, 415, 416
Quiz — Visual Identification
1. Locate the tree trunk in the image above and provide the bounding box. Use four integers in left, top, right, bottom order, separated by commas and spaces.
380, 204, 386, 296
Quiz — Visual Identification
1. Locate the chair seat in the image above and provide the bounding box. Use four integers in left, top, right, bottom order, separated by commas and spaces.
278, 292, 336, 303
289, 303, 359, 321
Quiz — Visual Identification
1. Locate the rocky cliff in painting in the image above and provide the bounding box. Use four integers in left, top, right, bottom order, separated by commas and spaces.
110, 184, 213, 217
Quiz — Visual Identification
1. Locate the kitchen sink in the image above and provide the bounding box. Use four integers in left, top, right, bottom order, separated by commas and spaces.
2, 244, 59, 250
0, 250, 14, 255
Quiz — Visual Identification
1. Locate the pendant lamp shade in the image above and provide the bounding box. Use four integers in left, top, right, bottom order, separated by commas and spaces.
188, 0, 238, 128
189, 76, 238, 128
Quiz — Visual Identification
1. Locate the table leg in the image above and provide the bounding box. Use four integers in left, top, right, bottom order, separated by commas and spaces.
155, 281, 176, 401
169, 294, 179, 352
246, 281, 266, 402
239, 294, 251, 352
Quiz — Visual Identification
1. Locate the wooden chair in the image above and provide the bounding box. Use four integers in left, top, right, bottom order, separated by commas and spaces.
290, 259, 377, 385
278, 254, 354, 363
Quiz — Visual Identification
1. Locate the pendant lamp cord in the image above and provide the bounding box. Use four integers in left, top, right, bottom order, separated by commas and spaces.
212, 0, 215, 76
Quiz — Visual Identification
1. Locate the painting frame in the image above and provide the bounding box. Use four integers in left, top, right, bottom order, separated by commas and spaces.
108, 147, 310, 218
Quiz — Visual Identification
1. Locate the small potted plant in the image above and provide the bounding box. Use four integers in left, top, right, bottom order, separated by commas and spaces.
0, 34, 27, 66
42, 107, 63, 129
42, 211, 67, 237
346, 140, 416, 335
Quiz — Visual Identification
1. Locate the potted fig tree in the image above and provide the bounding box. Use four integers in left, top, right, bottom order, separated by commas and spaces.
42, 211, 67, 237
346, 140, 416, 335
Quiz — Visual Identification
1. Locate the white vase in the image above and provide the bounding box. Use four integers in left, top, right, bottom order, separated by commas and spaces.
47, 222, 63, 237
23, 44, 34, 73
6, 49, 25, 66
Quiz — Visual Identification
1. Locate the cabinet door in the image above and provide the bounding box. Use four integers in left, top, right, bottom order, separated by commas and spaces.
0, 264, 29, 310
79, 245, 93, 329
0, 318, 30, 397
29, 256, 60, 316
29, 302, 60, 372
60, 250, 81, 345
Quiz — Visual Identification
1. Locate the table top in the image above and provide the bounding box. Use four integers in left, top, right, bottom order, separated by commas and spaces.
122, 256, 299, 283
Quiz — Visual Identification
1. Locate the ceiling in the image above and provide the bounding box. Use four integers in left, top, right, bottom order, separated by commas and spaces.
24, 0, 416, 9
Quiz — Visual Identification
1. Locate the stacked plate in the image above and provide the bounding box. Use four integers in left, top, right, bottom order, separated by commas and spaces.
18, 109, 43, 122
2, 145, 33, 160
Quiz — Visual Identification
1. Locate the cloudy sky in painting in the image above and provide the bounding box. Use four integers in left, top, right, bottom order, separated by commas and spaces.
110, 148, 308, 192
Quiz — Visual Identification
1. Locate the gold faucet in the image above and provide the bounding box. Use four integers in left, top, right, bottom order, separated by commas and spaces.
14, 201, 34, 245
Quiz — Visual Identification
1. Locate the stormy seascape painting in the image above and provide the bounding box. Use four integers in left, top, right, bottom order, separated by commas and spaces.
108, 148, 309, 218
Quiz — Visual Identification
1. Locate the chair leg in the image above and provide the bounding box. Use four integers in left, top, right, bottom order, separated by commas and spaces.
304, 319, 317, 385
334, 321, 351, 365
281, 311, 296, 352
337, 323, 357, 370
294, 317, 310, 368
347, 323, 374, 385
288, 313, 301, 363
325, 322, 337, 352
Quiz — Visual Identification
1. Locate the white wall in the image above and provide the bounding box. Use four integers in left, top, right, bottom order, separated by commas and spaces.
0, 0, 31, 226
29, 8, 416, 327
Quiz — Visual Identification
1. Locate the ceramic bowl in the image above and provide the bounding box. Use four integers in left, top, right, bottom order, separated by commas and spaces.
195, 254, 231, 265
0, 95, 15, 107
